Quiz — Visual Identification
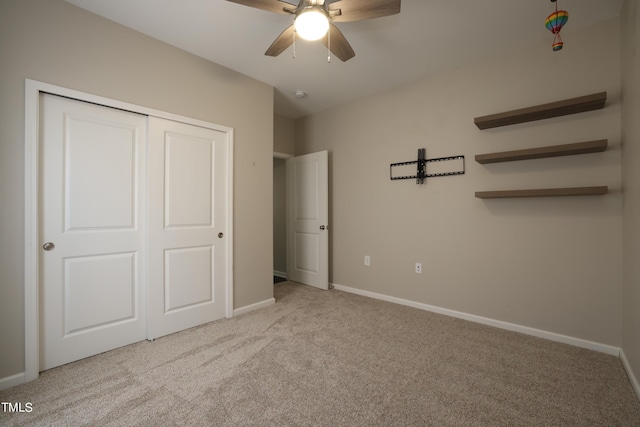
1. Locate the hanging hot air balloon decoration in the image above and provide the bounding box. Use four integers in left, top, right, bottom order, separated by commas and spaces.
545, 0, 569, 51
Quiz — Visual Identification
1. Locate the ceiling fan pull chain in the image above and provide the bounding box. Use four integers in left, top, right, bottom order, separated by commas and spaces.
327, 27, 331, 63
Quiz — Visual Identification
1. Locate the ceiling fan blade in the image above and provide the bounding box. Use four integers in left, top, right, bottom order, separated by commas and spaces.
328, 0, 401, 23
226, 0, 297, 15
321, 23, 355, 62
265, 24, 296, 57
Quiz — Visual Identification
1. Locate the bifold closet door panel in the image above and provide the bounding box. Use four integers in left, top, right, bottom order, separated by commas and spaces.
147, 117, 229, 340
39, 93, 148, 370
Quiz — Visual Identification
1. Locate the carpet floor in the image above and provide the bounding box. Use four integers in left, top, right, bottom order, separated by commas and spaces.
1, 281, 639, 426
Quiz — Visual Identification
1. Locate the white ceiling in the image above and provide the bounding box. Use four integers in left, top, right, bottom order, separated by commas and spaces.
64, 0, 623, 119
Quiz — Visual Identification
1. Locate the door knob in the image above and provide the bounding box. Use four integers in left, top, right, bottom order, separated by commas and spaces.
320, 225, 326, 231
218, 232, 224, 238
43, 242, 55, 251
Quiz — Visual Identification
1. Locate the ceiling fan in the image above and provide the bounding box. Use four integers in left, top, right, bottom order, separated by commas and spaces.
226, 0, 401, 62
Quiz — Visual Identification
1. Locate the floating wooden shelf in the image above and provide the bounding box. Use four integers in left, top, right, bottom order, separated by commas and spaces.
475, 139, 608, 164
474, 92, 607, 130
475, 186, 608, 199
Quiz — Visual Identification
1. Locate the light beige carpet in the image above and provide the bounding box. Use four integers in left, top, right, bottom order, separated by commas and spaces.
1, 282, 639, 426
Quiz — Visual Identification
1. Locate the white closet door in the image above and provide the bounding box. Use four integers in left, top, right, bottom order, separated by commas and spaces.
147, 117, 229, 339
40, 94, 148, 370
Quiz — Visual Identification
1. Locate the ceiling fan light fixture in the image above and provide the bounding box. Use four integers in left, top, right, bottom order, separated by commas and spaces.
295, 7, 329, 41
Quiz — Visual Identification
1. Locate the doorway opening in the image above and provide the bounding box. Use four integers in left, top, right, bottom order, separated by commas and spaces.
272, 150, 328, 289
273, 153, 292, 283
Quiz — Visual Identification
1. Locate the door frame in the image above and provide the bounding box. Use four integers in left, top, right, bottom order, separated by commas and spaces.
24, 79, 234, 382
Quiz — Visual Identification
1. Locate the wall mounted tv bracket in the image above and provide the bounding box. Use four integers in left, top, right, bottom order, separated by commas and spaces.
390, 149, 465, 184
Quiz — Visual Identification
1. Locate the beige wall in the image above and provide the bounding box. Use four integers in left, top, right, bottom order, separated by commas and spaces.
622, 0, 640, 393
296, 19, 623, 347
0, 0, 274, 380
274, 113, 296, 155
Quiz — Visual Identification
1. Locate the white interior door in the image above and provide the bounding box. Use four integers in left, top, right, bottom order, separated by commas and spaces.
287, 151, 329, 290
147, 117, 229, 339
40, 94, 148, 370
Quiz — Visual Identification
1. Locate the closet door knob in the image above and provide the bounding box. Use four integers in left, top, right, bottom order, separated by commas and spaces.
43, 242, 56, 251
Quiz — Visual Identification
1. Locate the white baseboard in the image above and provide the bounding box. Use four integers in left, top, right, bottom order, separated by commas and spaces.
233, 297, 276, 317
332, 283, 621, 357
0, 372, 26, 391
621, 349, 640, 400
273, 270, 287, 279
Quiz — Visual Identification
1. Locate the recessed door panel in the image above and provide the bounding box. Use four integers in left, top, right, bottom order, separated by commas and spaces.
164, 246, 214, 313
294, 162, 319, 221
294, 232, 319, 273
64, 253, 137, 335
65, 116, 137, 231
165, 132, 213, 228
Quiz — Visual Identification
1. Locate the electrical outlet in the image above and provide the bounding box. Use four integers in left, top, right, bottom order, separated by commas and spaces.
415, 263, 422, 274
364, 256, 370, 266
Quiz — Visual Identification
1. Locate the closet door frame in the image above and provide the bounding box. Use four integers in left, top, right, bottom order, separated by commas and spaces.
24, 79, 234, 383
